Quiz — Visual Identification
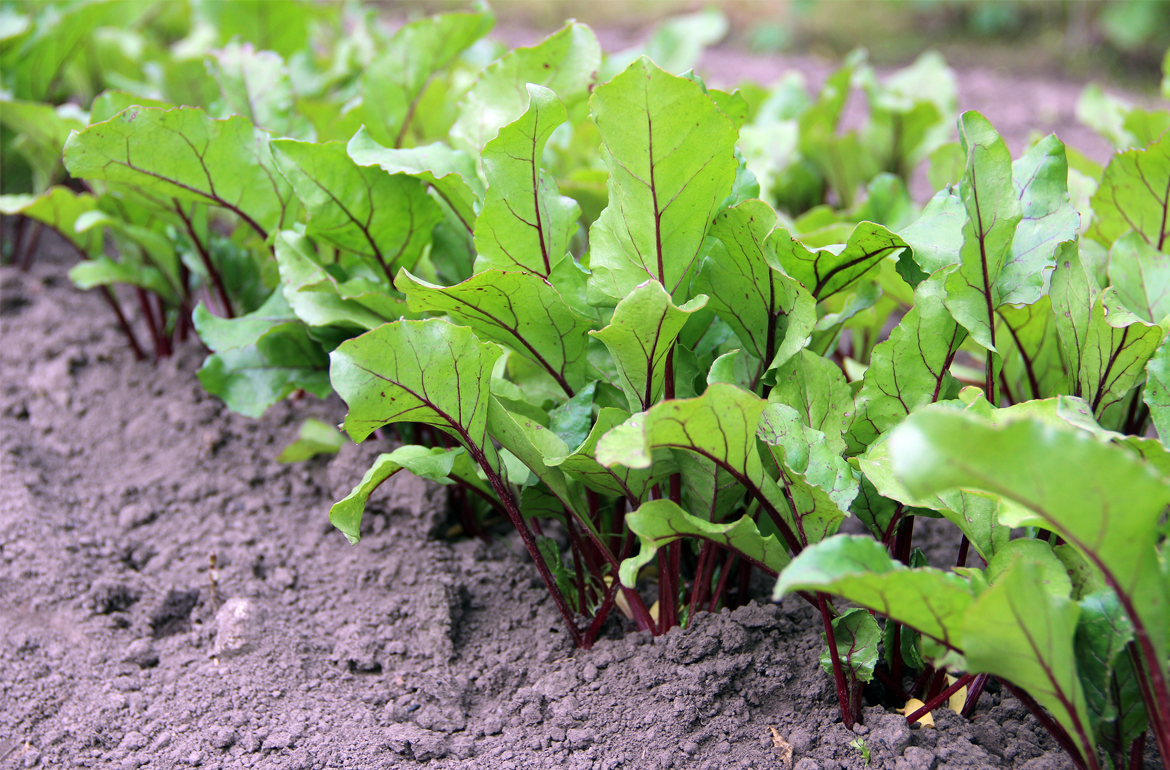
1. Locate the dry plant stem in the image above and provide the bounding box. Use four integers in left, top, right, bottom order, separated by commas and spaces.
904, 673, 975, 724
819, 591, 855, 730
1003, 681, 1097, 770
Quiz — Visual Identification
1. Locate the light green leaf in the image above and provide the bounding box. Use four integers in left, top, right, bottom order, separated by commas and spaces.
277, 418, 345, 463
889, 410, 1170, 685
943, 112, 1023, 353
89, 90, 172, 124
586, 56, 738, 306
1089, 130, 1170, 249
961, 560, 1095, 764
329, 445, 462, 543
397, 268, 593, 397
0, 187, 102, 257
63, 107, 295, 239
473, 84, 580, 277
69, 256, 172, 300
846, 273, 967, 453
995, 298, 1067, 403
768, 349, 853, 455
775, 534, 976, 649
696, 199, 817, 373
347, 130, 482, 235
271, 139, 441, 279
1074, 590, 1143, 745
330, 319, 499, 461
618, 499, 789, 588
821, 608, 881, 685
193, 289, 296, 352
899, 186, 964, 275
359, 7, 494, 149
774, 220, 910, 303
1078, 288, 1164, 420
547, 407, 676, 502
194, 0, 315, 59
451, 22, 600, 155
0, 97, 86, 191
1050, 241, 1097, 396
1146, 337, 1170, 446
590, 281, 707, 412
206, 42, 313, 139
1108, 230, 1170, 324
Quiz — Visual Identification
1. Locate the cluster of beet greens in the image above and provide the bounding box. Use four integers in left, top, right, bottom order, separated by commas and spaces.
5, 3, 1170, 768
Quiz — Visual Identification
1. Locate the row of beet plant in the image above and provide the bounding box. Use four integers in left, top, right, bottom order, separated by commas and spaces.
3, 3, 1170, 769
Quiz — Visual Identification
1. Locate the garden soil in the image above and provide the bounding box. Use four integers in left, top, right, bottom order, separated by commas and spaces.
0, 43, 1162, 770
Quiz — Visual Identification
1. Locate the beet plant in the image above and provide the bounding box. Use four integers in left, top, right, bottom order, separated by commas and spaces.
6, 2, 1170, 767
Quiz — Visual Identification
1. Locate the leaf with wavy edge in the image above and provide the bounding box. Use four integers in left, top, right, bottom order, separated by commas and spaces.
590, 281, 707, 412
773, 220, 910, 303
451, 22, 601, 156
888, 410, 1170, 719
821, 609, 881, 685
900, 187, 965, 275
473, 84, 580, 277
845, 272, 967, 453
63, 107, 295, 239
396, 268, 593, 397
1078, 288, 1164, 420
695, 199, 817, 374
347, 130, 482, 234
774, 534, 976, 649
768, 349, 854, 456
586, 56, 738, 306
271, 139, 441, 280
1108, 231, 1170, 324
942, 112, 1023, 353
359, 8, 494, 149
1089, 130, 1170, 250
619, 499, 790, 587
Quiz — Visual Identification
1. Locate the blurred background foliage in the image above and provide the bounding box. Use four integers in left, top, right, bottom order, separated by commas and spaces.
390, 0, 1170, 90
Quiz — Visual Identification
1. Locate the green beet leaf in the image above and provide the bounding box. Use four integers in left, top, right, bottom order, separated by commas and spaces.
277, 418, 345, 463
619, 499, 790, 588
586, 56, 738, 306
820, 608, 881, 685
888, 410, 1170, 698
396, 267, 594, 397
359, 7, 494, 149
1146, 336, 1170, 447
942, 112, 1023, 354
63, 107, 295, 240
450, 22, 601, 156
1078, 288, 1164, 421
899, 186, 965, 275
547, 407, 677, 503
1089, 130, 1170, 250
845, 272, 967, 452
196, 0, 315, 59
1074, 590, 1147, 748
774, 534, 976, 650
995, 298, 1067, 403
206, 42, 313, 140
961, 560, 1096, 764
0, 97, 86, 192
473, 84, 581, 277
1108, 230, 1170, 324
329, 445, 463, 543
768, 349, 854, 456
695, 199, 817, 376
0, 188, 103, 257
271, 139, 442, 281
347, 130, 482, 236
773, 220, 910, 303
590, 281, 707, 412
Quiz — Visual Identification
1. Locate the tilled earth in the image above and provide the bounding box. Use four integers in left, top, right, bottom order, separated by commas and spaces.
0, 34, 1158, 770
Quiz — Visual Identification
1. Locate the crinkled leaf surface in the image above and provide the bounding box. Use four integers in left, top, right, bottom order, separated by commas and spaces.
1108, 230, 1170, 324
943, 112, 1023, 352
775, 535, 976, 649
846, 273, 966, 452
695, 199, 817, 373
63, 107, 295, 239
768, 349, 853, 455
347, 130, 482, 235
473, 84, 580, 277
451, 22, 600, 155
271, 139, 441, 279
590, 281, 707, 412
586, 56, 738, 306
1090, 131, 1170, 250
619, 499, 790, 587
359, 8, 493, 149
397, 268, 593, 397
